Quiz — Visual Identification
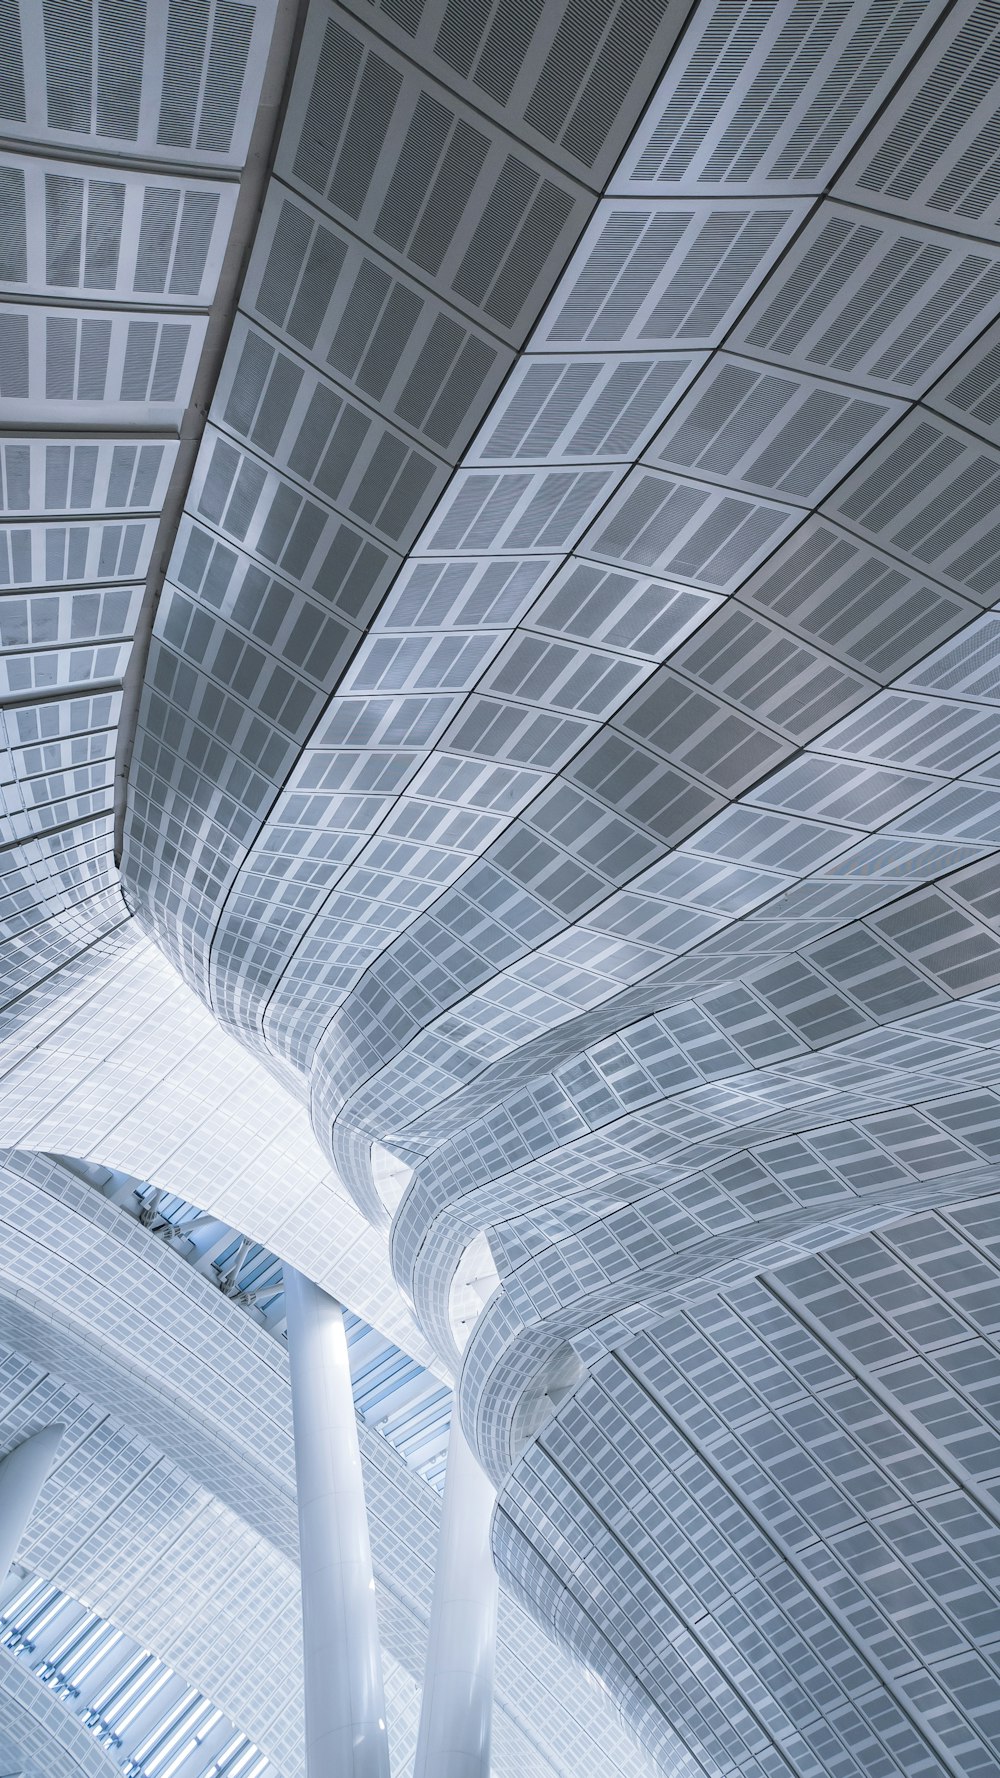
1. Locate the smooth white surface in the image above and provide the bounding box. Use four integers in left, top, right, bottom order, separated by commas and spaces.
284, 1270, 391, 1778
0, 1427, 63, 1585
414, 1415, 498, 1778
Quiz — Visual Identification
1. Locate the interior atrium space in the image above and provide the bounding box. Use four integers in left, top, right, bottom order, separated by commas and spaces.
1, 1, 1000, 1775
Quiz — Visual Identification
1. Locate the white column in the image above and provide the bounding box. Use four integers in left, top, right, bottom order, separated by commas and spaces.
283, 1270, 390, 1778
0, 1426, 63, 1584
413, 1414, 498, 1778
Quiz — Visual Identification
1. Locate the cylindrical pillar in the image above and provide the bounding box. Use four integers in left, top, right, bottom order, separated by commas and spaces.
413, 1414, 498, 1778
0, 1426, 63, 1582
283, 1270, 390, 1778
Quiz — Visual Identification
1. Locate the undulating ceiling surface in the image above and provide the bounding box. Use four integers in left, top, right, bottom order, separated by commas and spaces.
2, 0, 1000, 1775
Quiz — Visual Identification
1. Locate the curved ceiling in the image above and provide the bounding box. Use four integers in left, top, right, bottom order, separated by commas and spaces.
0, 0, 288, 1007
2, 2, 1000, 1777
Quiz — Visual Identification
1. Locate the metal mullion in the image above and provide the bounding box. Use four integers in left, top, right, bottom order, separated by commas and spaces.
133, 1690, 209, 1772
159, 1709, 232, 1778
113, 1667, 189, 1748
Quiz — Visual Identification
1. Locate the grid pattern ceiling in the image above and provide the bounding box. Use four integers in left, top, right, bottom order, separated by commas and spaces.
0, 0, 279, 1016
494, 1186, 1000, 1778
120, 0, 1000, 1178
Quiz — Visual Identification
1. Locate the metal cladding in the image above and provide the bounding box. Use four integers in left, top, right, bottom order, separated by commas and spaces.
2, 1, 1000, 1777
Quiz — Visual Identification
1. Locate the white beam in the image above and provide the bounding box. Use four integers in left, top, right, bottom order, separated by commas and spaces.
0, 1428, 63, 1585
413, 1415, 498, 1778
284, 1271, 390, 1778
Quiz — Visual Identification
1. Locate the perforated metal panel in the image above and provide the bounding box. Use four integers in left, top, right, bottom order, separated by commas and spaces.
0, 439, 177, 516
583, 465, 799, 585
0, 304, 208, 426
188, 429, 402, 607
469, 351, 704, 464
734, 206, 1000, 395
646, 356, 902, 501
616, 0, 938, 195
534, 198, 806, 347
418, 465, 620, 554
338, 0, 692, 183
670, 603, 873, 740
243, 187, 513, 454
0, 153, 235, 304
827, 414, 1000, 607
277, 6, 591, 340
214, 318, 449, 548
0, 0, 277, 1020
738, 521, 974, 680
837, 0, 1000, 233
927, 316, 1000, 444
0, 0, 278, 164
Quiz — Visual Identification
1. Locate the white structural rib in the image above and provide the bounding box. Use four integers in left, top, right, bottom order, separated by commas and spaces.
413, 1416, 498, 1778
283, 1270, 390, 1778
0, 1429, 62, 1588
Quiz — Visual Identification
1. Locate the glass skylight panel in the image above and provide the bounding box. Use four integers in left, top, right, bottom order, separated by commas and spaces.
69, 1169, 455, 1491
0, 1570, 279, 1778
